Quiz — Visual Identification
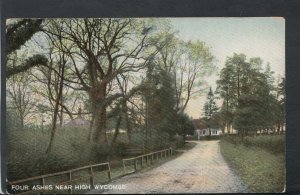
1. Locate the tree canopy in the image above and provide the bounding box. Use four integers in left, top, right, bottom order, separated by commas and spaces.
216, 53, 285, 136
6, 18, 216, 153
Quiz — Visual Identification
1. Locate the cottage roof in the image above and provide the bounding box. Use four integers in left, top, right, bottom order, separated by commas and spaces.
64, 107, 90, 128
193, 119, 201, 129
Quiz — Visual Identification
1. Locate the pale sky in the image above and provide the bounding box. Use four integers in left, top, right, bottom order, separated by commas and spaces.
169, 17, 285, 119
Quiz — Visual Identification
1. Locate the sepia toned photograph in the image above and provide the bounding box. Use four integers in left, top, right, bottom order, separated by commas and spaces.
5, 18, 285, 194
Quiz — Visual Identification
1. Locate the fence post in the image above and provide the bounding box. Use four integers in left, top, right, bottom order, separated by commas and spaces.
141, 156, 143, 168
68, 171, 72, 194
151, 153, 154, 165
165, 150, 167, 158
8, 162, 115, 195
157, 152, 159, 161
41, 177, 45, 195
41, 177, 45, 186
170, 147, 172, 157
134, 159, 137, 172
123, 160, 127, 174
107, 163, 112, 182
90, 166, 94, 187
145, 155, 148, 165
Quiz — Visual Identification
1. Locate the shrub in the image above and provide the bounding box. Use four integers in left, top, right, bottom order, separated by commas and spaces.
221, 134, 285, 154
7, 126, 189, 181
199, 135, 221, 141
114, 142, 130, 156
243, 135, 285, 154
7, 126, 106, 181
185, 135, 198, 141
173, 135, 184, 148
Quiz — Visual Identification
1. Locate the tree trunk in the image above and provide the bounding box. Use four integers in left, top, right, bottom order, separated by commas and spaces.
225, 87, 229, 135
59, 101, 63, 127
46, 80, 64, 153
123, 102, 132, 143
111, 115, 122, 147
90, 82, 108, 145
182, 123, 186, 144
20, 113, 24, 129
92, 105, 108, 145
145, 98, 149, 150
87, 114, 94, 141
46, 103, 59, 154
46, 58, 66, 153
237, 66, 240, 98
241, 130, 245, 142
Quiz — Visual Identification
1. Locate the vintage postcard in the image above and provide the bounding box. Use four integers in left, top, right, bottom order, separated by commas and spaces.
5, 18, 285, 194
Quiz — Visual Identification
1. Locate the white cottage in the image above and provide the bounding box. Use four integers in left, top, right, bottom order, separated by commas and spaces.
197, 128, 223, 136
65, 108, 90, 128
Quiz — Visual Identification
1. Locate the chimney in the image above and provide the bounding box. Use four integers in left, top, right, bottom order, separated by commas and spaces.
78, 107, 82, 118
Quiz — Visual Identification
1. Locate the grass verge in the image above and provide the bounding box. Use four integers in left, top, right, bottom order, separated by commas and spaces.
220, 138, 285, 193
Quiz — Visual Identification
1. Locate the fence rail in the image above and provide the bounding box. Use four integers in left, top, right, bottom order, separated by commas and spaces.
7, 162, 111, 194
122, 148, 172, 174
7, 148, 173, 194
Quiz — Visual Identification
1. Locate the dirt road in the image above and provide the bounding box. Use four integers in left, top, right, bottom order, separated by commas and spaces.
90, 140, 249, 193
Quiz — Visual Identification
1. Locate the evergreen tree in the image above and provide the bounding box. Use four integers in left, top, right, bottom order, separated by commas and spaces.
178, 113, 195, 142
274, 77, 285, 133
142, 64, 177, 149
151, 69, 177, 142
216, 53, 251, 133
6, 19, 48, 78
203, 87, 218, 136
232, 60, 278, 138
217, 53, 280, 137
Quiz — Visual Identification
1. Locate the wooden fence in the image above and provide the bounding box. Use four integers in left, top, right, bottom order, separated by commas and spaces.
7, 147, 173, 194
7, 162, 111, 195
122, 148, 172, 174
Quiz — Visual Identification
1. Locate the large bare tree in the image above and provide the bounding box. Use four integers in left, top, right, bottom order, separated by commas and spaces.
43, 18, 158, 145
154, 33, 215, 114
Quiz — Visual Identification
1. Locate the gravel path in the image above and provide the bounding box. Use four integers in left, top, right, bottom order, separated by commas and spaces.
90, 140, 250, 193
